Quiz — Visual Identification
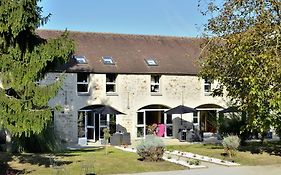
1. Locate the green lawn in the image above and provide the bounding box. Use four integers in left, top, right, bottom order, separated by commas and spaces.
2, 141, 281, 174
166, 142, 281, 166
1, 146, 185, 175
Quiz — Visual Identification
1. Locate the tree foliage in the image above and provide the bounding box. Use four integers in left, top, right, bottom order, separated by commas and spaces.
199, 0, 281, 134
0, 0, 74, 136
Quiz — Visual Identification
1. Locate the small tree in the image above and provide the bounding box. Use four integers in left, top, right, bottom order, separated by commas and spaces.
222, 135, 240, 158
103, 128, 111, 155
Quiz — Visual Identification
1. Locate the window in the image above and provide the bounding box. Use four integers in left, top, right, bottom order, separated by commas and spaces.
137, 112, 145, 138
145, 58, 158, 66
151, 75, 160, 93
137, 113, 144, 125
166, 114, 173, 137
99, 114, 108, 139
106, 74, 117, 93
77, 73, 89, 94
74, 55, 87, 64
78, 111, 86, 138
109, 114, 116, 134
102, 56, 115, 65
204, 78, 212, 95
193, 112, 198, 123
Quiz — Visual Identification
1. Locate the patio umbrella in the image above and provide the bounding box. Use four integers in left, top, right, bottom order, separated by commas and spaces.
165, 105, 197, 125
219, 106, 240, 113
92, 105, 125, 115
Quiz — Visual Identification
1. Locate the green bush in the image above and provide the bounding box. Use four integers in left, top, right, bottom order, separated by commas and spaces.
222, 135, 240, 157
136, 135, 165, 161
218, 113, 248, 136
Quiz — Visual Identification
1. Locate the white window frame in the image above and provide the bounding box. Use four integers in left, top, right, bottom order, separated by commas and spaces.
106, 74, 117, 95
151, 75, 161, 94
99, 114, 110, 139
136, 112, 145, 138
145, 58, 158, 66
204, 78, 212, 96
77, 73, 90, 95
102, 56, 115, 65
74, 55, 87, 64
193, 112, 198, 124
164, 114, 173, 138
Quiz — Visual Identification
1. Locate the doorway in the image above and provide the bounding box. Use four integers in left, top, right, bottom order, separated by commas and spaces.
78, 110, 116, 142
199, 110, 217, 133
137, 105, 172, 138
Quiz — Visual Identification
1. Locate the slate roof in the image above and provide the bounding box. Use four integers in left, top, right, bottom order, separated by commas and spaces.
37, 30, 203, 75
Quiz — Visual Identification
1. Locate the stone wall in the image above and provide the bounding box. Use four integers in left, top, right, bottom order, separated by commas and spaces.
45, 73, 227, 143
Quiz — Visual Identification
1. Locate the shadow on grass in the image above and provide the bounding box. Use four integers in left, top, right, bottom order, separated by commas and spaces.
64, 146, 105, 153
0, 152, 31, 175
0, 146, 105, 174
238, 141, 281, 156
16, 153, 73, 167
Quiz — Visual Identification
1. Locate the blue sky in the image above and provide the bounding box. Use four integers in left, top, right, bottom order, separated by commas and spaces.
39, 0, 209, 37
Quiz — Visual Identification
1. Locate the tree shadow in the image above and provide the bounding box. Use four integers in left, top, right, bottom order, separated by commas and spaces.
64, 146, 104, 153
238, 141, 281, 156
0, 146, 105, 174
0, 152, 31, 175
16, 153, 73, 167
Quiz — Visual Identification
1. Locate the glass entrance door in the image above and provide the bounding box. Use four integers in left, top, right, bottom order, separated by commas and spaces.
86, 111, 95, 141
99, 114, 109, 139
165, 114, 173, 137
78, 110, 96, 142
78, 110, 115, 142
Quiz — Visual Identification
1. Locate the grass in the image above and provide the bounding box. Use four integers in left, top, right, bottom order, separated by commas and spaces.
166, 141, 281, 166
1, 146, 185, 175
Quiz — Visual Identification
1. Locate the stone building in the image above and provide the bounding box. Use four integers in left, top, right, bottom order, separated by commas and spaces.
37, 30, 227, 145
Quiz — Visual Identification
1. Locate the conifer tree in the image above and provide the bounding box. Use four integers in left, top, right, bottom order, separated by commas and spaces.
0, 0, 74, 136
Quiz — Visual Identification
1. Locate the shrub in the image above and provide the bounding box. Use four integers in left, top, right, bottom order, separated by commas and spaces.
103, 128, 111, 155
222, 135, 240, 157
188, 159, 200, 165
136, 135, 165, 161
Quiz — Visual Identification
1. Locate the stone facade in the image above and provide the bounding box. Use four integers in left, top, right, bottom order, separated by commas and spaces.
46, 72, 227, 144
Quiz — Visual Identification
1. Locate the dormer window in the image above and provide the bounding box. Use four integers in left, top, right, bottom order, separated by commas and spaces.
145, 58, 158, 66
102, 56, 115, 65
74, 55, 87, 64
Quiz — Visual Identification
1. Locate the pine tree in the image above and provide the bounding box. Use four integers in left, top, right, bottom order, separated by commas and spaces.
0, 0, 74, 136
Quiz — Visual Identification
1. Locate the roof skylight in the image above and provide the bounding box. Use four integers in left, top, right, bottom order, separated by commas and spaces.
145, 58, 158, 66
102, 56, 115, 65
74, 55, 87, 64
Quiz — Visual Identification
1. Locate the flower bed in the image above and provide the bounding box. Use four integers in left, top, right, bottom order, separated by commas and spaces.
162, 153, 207, 169
166, 150, 240, 166
115, 146, 240, 168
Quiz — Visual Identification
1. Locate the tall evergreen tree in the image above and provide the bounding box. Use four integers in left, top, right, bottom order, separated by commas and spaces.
198, 0, 281, 136
0, 0, 74, 136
